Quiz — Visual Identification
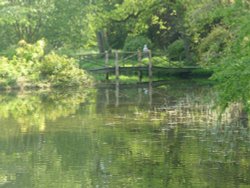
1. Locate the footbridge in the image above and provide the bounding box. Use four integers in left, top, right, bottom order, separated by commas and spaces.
74, 50, 201, 81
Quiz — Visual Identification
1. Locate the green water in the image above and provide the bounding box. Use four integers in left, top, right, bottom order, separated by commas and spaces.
0, 81, 250, 188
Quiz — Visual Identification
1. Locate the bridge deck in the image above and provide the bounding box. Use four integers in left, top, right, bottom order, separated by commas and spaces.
87, 65, 201, 74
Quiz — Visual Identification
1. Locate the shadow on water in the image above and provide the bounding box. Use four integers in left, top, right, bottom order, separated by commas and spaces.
0, 80, 249, 188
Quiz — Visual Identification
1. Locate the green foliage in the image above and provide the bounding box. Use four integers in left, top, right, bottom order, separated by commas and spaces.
0, 56, 17, 86
176, 0, 250, 112
0, 0, 95, 51
142, 56, 184, 67
41, 53, 91, 87
44, 0, 91, 49
0, 40, 92, 89
198, 26, 231, 66
123, 35, 151, 52
167, 39, 185, 61
0, 0, 249, 113
0, 44, 17, 58
211, 3, 250, 111
0, 0, 54, 48
106, 22, 128, 49
15, 40, 45, 61
183, 0, 224, 42
212, 59, 250, 111
107, 0, 183, 49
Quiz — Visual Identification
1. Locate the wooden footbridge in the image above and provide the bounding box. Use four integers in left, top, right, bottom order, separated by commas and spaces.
74, 50, 201, 81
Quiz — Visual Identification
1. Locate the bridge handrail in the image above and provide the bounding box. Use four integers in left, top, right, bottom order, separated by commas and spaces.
74, 50, 202, 72
74, 50, 137, 57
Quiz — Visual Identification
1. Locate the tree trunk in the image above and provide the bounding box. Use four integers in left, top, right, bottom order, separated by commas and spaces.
96, 30, 109, 53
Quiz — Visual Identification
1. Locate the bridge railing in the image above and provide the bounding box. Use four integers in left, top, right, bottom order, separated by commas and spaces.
74, 50, 152, 81
75, 50, 192, 69
75, 51, 138, 68
74, 50, 200, 81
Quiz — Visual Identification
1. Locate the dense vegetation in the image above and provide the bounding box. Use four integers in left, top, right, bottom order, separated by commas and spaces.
0, 40, 92, 89
0, 0, 249, 109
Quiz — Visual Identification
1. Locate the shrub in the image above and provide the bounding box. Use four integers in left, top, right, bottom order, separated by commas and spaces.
0, 40, 92, 89
197, 26, 231, 66
167, 39, 185, 61
0, 57, 17, 86
123, 35, 152, 52
16, 40, 45, 61
41, 53, 91, 87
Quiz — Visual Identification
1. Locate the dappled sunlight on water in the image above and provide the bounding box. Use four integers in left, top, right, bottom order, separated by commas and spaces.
0, 81, 249, 187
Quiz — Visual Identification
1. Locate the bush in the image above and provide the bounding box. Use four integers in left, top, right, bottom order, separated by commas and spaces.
0, 40, 92, 89
41, 53, 91, 87
123, 35, 152, 52
197, 26, 231, 66
167, 39, 185, 61
0, 57, 17, 86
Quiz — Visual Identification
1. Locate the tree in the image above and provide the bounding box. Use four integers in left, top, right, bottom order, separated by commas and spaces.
0, 0, 54, 49
212, 1, 250, 113
0, 0, 97, 51
44, 0, 92, 50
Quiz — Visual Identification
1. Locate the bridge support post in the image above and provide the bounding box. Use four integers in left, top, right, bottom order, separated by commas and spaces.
115, 50, 119, 80
105, 89, 109, 106
148, 50, 152, 79
137, 50, 142, 82
115, 79, 119, 107
105, 51, 109, 80
148, 81, 152, 107
148, 50, 152, 106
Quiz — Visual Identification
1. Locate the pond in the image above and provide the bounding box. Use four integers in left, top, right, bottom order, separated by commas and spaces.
0, 80, 249, 188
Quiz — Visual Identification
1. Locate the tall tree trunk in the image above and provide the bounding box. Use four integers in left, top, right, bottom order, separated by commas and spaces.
96, 30, 109, 53
96, 31, 104, 53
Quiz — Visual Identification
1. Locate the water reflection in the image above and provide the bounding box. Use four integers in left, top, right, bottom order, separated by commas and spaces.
0, 89, 93, 133
0, 81, 249, 188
